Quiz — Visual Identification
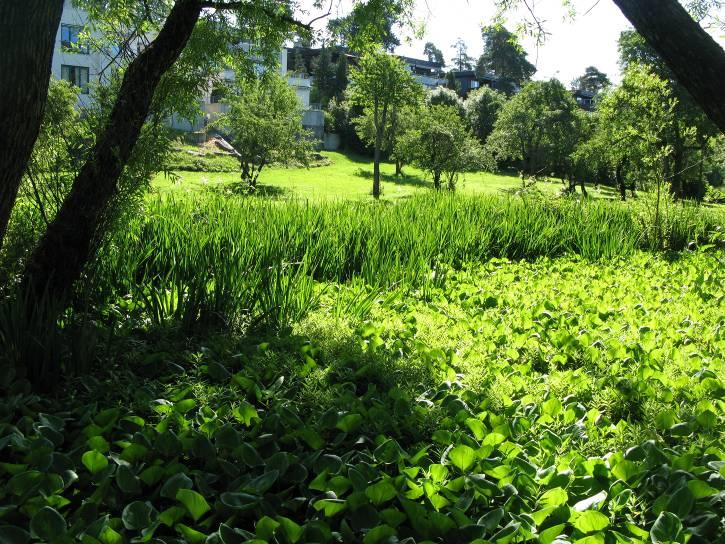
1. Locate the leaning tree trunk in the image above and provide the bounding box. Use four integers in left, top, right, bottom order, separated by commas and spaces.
0, 1, 65, 249
23, 0, 203, 300
611, 0, 725, 133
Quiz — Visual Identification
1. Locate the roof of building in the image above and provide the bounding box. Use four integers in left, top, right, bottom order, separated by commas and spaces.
572, 89, 597, 98
396, 56, 443, 70
452, 70, 477, 79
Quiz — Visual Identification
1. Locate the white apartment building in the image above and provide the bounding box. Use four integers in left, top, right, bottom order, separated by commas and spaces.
51, 4, 324, 139
52, 4, 106, 108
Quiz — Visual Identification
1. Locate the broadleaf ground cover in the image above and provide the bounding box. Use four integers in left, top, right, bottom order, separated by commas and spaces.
1, 194, 724, 543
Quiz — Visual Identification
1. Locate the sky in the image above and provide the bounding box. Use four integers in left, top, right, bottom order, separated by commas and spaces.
301, 0, 725, 87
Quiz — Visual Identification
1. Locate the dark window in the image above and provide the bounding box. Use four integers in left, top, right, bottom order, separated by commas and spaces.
61, 65, 90, 94
61, 24, 89, 54
210, 87, 226, 104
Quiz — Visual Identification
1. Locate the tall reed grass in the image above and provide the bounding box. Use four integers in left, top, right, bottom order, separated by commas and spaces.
90, 192, 723, 330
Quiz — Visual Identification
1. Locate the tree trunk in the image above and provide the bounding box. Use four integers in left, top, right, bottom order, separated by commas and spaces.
616, 162, 627, 201
395, 159, 403, 176
0, 1, 65, 249
433, 171, 441, 190
23, 0, 203, 300
373, 127, 382, 198
611, 0, 725, 133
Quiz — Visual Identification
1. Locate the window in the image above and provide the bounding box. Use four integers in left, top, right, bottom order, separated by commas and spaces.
61, 65, 90, 94
61, 24, 89, 54
210, 87, 226, 104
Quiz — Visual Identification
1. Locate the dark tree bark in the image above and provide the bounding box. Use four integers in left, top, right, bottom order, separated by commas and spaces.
373, 128, 383, 198
611, 0, 725, 133
0, 1, 65, 249
23, 0, 203, 299
616, 162, 627, 201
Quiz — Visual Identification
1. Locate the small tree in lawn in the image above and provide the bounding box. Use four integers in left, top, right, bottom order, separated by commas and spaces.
348, 50, 422, 198
397, 105, 491, 190
221, 73, 314, 193
354, 104, 419, 176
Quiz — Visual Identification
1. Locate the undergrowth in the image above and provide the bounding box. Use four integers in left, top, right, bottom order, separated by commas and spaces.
0, 193, 723, 543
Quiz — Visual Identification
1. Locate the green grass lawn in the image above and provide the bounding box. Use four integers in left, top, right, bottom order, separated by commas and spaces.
152, 151, 621, 201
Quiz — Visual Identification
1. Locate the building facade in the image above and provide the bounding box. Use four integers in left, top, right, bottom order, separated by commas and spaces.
52, 4, 106, 108
51, 5, 325, 140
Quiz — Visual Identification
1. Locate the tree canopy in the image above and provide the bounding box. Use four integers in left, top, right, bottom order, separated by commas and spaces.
572, 66, 611, 93
220, 72, 313, 193
450, 38, 474, 71
487, 79, 580, 177
397, 105, 490, 190
423, 42, 445, 65
348, 50, 422, 197
476, 25, 536, 94
463, 86, 507, 143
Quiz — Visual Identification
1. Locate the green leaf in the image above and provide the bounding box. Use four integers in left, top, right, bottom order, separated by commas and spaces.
314, 499, 348, 517
30, 507, 67, 540
363, 525, 396, 544
244, 470, 279, 494
449, 444, 476, 471
220, 492, 259, 511
256, 516, 280, 541
687, 479, 717, 499
0, 525, 31, 544
160, 472, 193, 499
478, 507, 505, 531
81, 450, 108, 474
174, 398, 197, 414
122, 501, 154, 531
336, 413, 363, 433
571, 510, 610, 533
539, 487, 568, 508
175, 523, 207, 544
276, 516, 303, 544
650, 512, 682, 544
158, 506, 186, 527
665, 485, 693, 518
465, 418, 486, 440
116, 465, 141, 494
542, 397, 562, 417
365, 480, 398, 505
176, 489, 211, 522
538, 523, 565, 544
233, 401, 259, 426
611, 460, 640, 482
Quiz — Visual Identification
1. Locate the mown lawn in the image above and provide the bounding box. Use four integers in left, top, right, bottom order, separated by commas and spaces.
152, 151, 621, 201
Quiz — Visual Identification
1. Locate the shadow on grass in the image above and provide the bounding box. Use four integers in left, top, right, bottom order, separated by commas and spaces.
354, 167, 430, 189
211, 181, 292, 199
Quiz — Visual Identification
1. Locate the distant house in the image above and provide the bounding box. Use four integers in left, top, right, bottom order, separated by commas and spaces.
450, 71, 480, 97
572, 89, 596, 111
396, 56, 445, 89
287, 46, 446, 90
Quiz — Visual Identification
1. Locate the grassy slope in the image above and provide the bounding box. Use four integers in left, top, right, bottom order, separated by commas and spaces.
153, 151, 622, 201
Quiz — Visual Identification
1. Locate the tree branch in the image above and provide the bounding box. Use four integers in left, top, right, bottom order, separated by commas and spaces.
199, 1, 322, 30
